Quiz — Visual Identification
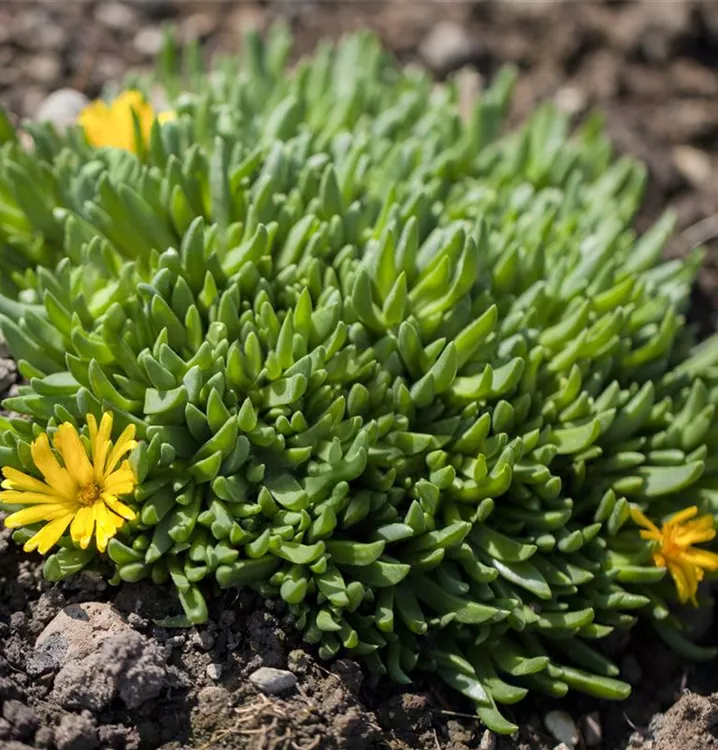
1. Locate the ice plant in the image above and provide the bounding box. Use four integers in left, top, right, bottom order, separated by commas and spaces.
631, 506, 718, 605
1, 27, 718, 733
76, 89, 173, 152
1, 413, 137, 554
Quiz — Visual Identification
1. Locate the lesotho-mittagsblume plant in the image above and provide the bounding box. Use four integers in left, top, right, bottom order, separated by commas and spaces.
1, 26, 718, 733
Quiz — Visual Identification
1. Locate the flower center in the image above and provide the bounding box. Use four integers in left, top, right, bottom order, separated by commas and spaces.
660, 527, 683, 561
76, 483, 101, 506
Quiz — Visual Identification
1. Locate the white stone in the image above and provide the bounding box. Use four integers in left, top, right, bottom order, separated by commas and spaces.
206, 663, 222, 681
134, 27, 164, 57
94, 2, 137, 30
479, 729, 496, 750
35, 89, 89, 129
419, 21, 478, 74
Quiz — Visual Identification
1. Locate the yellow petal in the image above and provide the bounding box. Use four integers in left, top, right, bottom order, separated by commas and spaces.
93, 502, 124, 553
102, 462, 136, 497
2, 466, 61, 495
639, 529, 662, 542
666, 560, 696, 605
101, 492, 136, 521
70, 505, 96, 549
23, 513, 74, 554
77, 100, 111, 147
674, 516, 716, 546
54, 423, 94, 487
630, 506, 660, 535
103, 425, 137, 479
87, 413, 98, 445
157, 110, 176, 124
92, 412, 114, 481
31, 434, 77, 498
5, 504, 69, 527
680, 547, 718, 572
113, 90, 154, 149
0, 490, 68, 505
665, 506, 699, 527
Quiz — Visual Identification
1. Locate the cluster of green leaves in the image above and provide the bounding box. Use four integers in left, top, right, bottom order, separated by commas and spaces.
1, 27, 718, 733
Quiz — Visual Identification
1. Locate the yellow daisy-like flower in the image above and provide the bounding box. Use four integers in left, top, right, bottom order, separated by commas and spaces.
77, 90, 175, 153
1, 413, 138, 555
631, 505, 718, 606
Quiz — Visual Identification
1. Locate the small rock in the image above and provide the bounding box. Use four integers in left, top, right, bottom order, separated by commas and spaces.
554, 86, 588, 116
286, 649, 311, 675
134, 27, 164, 56
34, 726, 54, 749
35, 603, 166, 712
94, 55, 125, 82
94, 2, 137, 30
206, 663, 222, 681
0, 358, 17, 394
479, 729, 496, 750
553, 744, 571, 750
27, 53, 61, 84
249, 666, 297, 694
419, 21, 480, 75
673, 145, 712, 189
190, 629, 215, 652
2, 701, 38, 741
126, 613, 147, 631
579, 712, 602, 748
54, 713, 99, 750
544, 710, 579, 748
181, 12, 217, 42
35, 89, 90, 130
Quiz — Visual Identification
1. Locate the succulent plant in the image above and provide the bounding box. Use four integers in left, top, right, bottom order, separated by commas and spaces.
1, 27, 718, 733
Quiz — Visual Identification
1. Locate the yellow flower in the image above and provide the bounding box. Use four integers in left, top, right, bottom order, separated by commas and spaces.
631, 505, 718, 606
77, 90, 174, 153
1, 413, 138, 554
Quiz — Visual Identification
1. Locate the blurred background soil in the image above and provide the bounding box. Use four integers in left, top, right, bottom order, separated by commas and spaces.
2, 2, 718, 750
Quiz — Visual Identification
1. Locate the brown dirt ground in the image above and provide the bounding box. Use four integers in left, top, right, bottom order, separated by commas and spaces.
2, 2, 718, 750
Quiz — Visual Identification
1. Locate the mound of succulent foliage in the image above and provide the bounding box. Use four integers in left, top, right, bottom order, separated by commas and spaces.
1, 27, 718, 733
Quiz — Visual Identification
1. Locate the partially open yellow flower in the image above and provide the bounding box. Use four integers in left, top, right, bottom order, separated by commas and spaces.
77, 90, 174, 153
1, 413, 137, 554
631, 505, 718, 606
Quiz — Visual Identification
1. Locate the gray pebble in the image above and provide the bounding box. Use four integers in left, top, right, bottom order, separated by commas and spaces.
249, 666, 297, 694
419, 21, 479, 74
94, 2, 137, 30
544, 710, 579, 748
205, 663, 222, 681
134, 27, 164, 56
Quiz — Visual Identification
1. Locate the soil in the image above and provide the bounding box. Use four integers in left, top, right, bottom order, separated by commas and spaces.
2, 2, 718, 749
